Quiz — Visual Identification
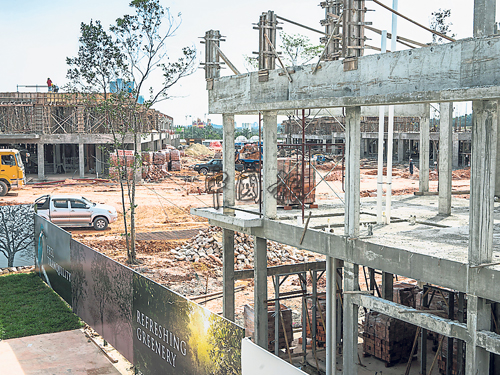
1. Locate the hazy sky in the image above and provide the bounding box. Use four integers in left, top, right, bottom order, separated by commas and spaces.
1, 1, 496, 125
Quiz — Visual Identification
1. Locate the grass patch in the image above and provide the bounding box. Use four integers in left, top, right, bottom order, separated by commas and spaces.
0, 272, 83, 340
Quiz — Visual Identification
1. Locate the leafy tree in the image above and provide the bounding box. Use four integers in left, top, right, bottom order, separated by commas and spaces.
66, 20, 128, 99
279, 32, 322, 66
430, 9, 456, 44
244, 32, 322, 71
67, 0, 196, 263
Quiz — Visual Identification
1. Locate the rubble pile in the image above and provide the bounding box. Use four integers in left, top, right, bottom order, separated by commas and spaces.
170, 226, 315, 269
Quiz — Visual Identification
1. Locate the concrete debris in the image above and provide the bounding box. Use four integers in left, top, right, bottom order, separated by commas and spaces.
171, 226, 315, 269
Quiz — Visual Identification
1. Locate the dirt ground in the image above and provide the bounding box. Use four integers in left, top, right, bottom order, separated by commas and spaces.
1, 157, 471, 334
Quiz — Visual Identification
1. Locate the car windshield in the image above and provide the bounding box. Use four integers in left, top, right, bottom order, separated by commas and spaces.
81, 196, 96, 206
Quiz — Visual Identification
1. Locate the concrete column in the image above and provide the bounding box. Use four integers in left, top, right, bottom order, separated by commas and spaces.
397, 138, 404, 163
37, 143, 45, 180
222, 114, 235, 210
473, 0, 496, 37
326, 256, 336, 375
263, 111, 278, 219
96, 146, 102, 175
222, 228, 235, 321
323, 138, 327, 153
345, 106, 361, 237
360, 136, 365, 158
78, 143, 85, 178
453, 135, 459, 169
254, 237, 268, 349
343, 261, 359, 375
469, 100, 497, 265
439, 103, 453, 215
381, 272, 393, 301
466, 295, 491, 374
418, 104, 431, 193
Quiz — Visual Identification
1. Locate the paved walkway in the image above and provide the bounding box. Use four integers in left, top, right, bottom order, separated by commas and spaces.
0, 329, 122, 375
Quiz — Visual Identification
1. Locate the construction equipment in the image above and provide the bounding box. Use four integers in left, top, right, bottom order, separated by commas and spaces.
0, 149, 26, 196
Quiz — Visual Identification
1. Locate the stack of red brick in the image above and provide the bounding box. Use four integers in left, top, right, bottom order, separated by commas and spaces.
244, 303, 293, 352
276, 158, 316, 206
363, 283, 419, 366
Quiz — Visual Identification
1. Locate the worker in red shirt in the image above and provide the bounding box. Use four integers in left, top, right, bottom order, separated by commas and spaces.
47, 78, 52, 92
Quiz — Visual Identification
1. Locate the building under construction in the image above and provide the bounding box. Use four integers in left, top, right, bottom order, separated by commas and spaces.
193, 0, 500, 374
0, 92, 177, 179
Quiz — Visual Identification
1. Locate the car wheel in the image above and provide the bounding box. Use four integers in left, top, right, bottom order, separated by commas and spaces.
199, 168, 208, 175
93, 217, 109, 231
0, 181, 8, 196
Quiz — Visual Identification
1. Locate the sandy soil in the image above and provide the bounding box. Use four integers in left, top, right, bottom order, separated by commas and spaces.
1, 158, 471, 328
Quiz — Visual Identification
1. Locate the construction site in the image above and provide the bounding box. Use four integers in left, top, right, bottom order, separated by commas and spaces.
1, 1, 500, 375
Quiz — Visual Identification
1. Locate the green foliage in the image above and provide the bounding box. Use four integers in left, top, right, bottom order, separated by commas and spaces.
66, 20, 128, 96
66, 0, 197, 264
279, 32, 322, 67
110, 0, 196, 105
179, 125, 223, 140
0, 273, 83, 339
430, 9, 456, 44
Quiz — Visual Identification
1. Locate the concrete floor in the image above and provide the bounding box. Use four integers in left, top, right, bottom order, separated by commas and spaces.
0, 329, 125, 375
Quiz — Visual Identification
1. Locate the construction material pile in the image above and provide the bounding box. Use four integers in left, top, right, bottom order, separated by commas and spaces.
238, 144, 260, 161
140, 148, 184, 181
185, 143, 213, 157
170, 226, 316, 269
363, 283, 420, 366
276, 158, 316, 206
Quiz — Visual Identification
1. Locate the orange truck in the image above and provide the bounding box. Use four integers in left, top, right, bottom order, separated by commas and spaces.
0, 149, 26, 196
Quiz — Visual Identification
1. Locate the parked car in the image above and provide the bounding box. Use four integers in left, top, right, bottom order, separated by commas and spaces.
193, 159, 244, 175
34, 194, 118, 230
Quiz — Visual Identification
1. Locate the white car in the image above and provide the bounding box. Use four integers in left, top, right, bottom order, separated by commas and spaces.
35, 194, 118, 230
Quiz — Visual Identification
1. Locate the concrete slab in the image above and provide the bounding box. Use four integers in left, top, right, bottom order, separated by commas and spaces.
0, 329, 122, 375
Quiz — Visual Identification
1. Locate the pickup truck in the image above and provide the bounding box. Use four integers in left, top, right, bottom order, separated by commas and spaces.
193, 159, 244, 175
35, 194, 118, 230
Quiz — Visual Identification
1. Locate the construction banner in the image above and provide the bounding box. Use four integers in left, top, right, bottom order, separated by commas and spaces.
133, 272, 244, 375
35, 215, 72, 304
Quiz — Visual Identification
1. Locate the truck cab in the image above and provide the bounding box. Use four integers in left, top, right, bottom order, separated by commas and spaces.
0, 149, 25, 196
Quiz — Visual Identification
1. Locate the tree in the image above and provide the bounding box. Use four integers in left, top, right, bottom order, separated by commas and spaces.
0, 205, 34, 267
430, 9, 456, 44
67, 0, 196, 264
66, 20, 128, 99
244, 32, 322, 71
279, 32, 323, 67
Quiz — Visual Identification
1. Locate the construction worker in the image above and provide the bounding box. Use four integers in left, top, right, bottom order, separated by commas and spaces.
47, 78, 52, 92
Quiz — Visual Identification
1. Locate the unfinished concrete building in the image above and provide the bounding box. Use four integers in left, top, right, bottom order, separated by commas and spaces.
194, 0, 500, 374
0, 92, 177, 179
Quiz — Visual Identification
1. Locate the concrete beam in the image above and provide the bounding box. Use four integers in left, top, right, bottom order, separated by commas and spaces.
39, 134, 135, 144
208, 37, 500, 114
355, 294, 469, 341
194, 212, 500, 303
477, 330, 500, 356
439, 103, 453, 215
234, 261, 325, 280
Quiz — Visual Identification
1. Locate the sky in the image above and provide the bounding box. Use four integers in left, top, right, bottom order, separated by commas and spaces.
1, 0, 498, 125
